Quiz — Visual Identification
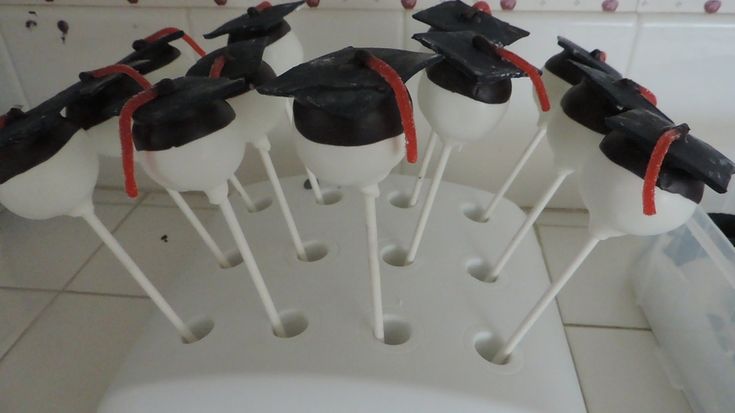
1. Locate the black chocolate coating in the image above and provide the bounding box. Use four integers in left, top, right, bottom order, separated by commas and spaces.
204, 1, 303, 40
186, 39, 275, 97
412, 0, 529, 46
227, 21, 291, 47
65, 76, 143, 129
293, 93, 403, 146
257, 47, 441, 119
0, 110, 81, 184
118, 31, 183, 75
131, 77, 244, 152
544, 36, 622, 86
426, 60, 512, 104
604, 108, 735, 194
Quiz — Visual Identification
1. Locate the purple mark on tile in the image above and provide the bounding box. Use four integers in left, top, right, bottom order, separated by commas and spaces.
705, 0, 721, 13
501, 0, 516, 10
601, 0, 618, 11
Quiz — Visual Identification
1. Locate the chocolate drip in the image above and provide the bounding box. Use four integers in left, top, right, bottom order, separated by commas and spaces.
600, 130, 705, 203
293, 96, 403, 147
426, 60, 511, 104
132, 100, 236, 151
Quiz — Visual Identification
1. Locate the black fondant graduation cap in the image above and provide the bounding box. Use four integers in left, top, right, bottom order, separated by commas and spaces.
203, 1, 304, 42
412, 0, 529, 46
413, 31, 529, 84
545, 36, 622, 85
604, 108, 735, 194
118, 30, 184, 74
257, 46, 441, 119
0, 108, 80, 184
186, 38, 273, 95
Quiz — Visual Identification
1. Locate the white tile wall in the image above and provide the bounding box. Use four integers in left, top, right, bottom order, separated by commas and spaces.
1, 2, 734, 207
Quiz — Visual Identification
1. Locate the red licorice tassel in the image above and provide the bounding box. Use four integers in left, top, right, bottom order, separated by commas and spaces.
637, 84, 657, 107
209, 55, 227, 78
118, 88, 158, 198
596, 50, 608, 62
494, 47, 550, 112
0, 114, 6, 129
145, 27, 206, 58
89, 64, 152, 89
361, 54, 418, 164
473, 1, 492, 13
642, 127, 687, 215
256, 1, 272, 10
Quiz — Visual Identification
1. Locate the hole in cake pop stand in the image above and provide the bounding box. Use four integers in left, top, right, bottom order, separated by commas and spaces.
251, 196, 273, 212
387, 191, 413, 209
381, 244, 411, 267
273, 310, 308, 338
219, 249, 244, 269
319, 189, 343, 205
473, 331, 515, 367
298, 240, 329, 262
466, 257, 495, 283
182, 316, 215, 344
461, 203, 488, 223
382, 315, 412, 346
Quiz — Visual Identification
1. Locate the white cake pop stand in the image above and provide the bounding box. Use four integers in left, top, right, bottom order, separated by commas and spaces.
98, 175, 584, 413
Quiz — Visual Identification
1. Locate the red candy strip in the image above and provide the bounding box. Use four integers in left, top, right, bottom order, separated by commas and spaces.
637, 84, 657, 107
595, 50, 607, 62
642, 127, 687, 215
209, 55, 227, 78
473, 1, 492, 13
494, 47, 550, 112
256, 1, 272, 10
362, 54, 418, 164
144, 27, 207, 58
89, 64, 152, 89
0, 114, 6, 129
118, 88, 158, 198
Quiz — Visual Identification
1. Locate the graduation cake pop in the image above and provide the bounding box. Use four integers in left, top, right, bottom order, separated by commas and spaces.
118, 76, 287, 337
407, 0, 531, 207
203, 0, 305, 76
489, 63, 662, 280
404, 30, 549, 265
482, 36, 623, 222
0, 107, 197, 342
492, 108, 735, 364
258, 47, 441, 341
187, 38, 308, 261
119, 28, 206, 85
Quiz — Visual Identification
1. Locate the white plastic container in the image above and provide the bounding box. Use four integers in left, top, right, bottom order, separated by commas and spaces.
633, 206, 735, 413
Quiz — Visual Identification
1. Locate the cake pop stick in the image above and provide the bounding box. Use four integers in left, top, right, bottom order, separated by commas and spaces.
119, 77, 286, 336
481, 37, 620, 223
305, 168, 324, 204
489, 63, 664, 279
492, 109, 735, 364
407, 130, 439, 207
404, 31, 549, 265
228, 174, 258, 212
258, 47, 439, 341
189, 40, 308, 261
0, 108, 195, 342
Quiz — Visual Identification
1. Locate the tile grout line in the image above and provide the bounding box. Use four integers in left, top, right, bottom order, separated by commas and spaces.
0, 285, 148, 300
563, 323, 652, 332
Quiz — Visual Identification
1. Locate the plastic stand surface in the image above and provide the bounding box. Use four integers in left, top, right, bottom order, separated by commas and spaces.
98, 175, 585, 413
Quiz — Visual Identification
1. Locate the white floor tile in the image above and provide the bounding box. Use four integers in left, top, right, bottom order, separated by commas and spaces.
0, 289, 55, 358
93, 188, 141, 206
566, 326, 692, 413
67, 206, 222, 296
0, 205, 133, 290
536, 210, 589, 227
538, 225, 650, 328
0, 293, 152, 413
141, 191, 214, 209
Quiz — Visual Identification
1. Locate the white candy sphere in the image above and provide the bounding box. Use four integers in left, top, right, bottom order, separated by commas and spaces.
534, 70, 572, 126
228, 90, 284, 140
545, 108, 604, 172
417, 72, 508, 145
262, 31, 304, 76
0, 130, 98, 220
579, 148, 698, 239
88, 116, 123, 158
138, 124, 245, 193
295, 133, 405, 189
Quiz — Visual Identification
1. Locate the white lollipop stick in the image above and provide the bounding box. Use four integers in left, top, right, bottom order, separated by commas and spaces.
490, 168, 573, 280
77, 206, 197, 343
207, 184, 286, 337
229, 177, 258, 213
493, 235, 600, 364
408, 130, 439, 207
166, 189, 230, 268
482, 126, 548, 222
254, 139, 307, 261
305, 168, 324, 205
405, 144, 453, 265
363, 184, 385, 341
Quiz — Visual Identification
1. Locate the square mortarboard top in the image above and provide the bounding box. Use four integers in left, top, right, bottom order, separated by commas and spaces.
257, 47, 442, 119
544, 36, 622, 85
412, 0, 529, 47
203, 1, 304, 41
118, 30, 183, 75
